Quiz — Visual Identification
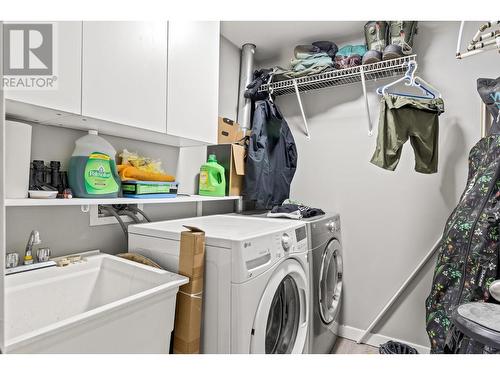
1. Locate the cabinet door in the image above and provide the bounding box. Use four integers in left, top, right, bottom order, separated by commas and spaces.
5, 21, 82, 114
82, 21, 168, 133
167, 22, 220, 144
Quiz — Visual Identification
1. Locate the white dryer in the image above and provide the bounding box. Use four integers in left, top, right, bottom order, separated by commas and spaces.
128, 214, 309, 354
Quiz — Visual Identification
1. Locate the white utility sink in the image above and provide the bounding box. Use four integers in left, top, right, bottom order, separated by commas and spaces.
4, 252, 188, 353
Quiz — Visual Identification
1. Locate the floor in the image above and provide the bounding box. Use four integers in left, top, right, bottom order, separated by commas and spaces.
331, 338, 379, 354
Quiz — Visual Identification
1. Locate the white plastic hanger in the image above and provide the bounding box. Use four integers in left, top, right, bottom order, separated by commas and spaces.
376, 60, 441, 100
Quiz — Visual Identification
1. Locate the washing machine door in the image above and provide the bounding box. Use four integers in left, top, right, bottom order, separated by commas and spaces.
250, 259, 309, 354
319, 239, 343, 325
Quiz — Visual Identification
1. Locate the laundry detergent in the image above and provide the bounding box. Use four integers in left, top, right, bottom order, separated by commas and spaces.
68, 130, 121, 198
198, 154, 226, 196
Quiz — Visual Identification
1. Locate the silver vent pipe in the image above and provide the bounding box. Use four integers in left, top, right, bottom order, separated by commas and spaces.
237, 44, 256, 133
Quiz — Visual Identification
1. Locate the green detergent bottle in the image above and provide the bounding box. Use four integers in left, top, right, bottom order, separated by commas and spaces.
68, 130, 121, 198
198, 154, 226, 197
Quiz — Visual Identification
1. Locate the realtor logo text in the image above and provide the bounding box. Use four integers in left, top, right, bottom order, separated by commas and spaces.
2, 23, 58, 90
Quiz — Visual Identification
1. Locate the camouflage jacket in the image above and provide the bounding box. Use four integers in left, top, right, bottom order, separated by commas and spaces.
426, 134, 500, 353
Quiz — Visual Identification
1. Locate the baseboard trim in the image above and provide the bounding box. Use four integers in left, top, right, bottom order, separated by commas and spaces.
338, 325, 431, 354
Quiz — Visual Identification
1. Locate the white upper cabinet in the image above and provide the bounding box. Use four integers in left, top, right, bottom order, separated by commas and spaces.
5, 21, 82, 114
5, 21, 222, 146
81, 21, 168, 133
166, 21, 220, 144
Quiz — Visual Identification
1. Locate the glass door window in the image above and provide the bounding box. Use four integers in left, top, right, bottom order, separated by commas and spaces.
319, 239, 343, 324
265, 275, 300, 354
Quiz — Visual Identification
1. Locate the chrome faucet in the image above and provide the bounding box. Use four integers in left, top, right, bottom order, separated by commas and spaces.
24, 230, 41, 265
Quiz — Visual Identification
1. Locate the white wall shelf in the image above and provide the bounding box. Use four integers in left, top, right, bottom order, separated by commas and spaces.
258, 54, 417, 136
259, 55, 417, 96
5, 195, 241, 207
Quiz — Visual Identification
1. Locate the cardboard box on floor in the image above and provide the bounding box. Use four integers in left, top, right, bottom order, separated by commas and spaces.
172, 226, 205, 354
217, 117, 246, 144
207, 143, 245, 196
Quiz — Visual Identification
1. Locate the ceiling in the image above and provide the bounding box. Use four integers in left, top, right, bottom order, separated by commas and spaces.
221, 21, 366, 62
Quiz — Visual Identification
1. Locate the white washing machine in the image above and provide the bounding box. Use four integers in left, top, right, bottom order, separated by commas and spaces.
238, 211, 343, 353
128, 214, 310, 354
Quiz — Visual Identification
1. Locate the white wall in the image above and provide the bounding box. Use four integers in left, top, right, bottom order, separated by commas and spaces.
219, 36, 241, 120
5, 34, 241, 260
258, 21, 498, 348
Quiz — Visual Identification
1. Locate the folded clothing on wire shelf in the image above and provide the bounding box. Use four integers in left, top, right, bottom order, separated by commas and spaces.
272, 40, 338, 82
333, 44, 367, 69
243, 42, 368, 98
291, 52, 333, 72
295, 41, 338, 58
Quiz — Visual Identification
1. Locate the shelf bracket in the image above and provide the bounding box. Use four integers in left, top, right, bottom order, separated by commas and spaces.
292, 79, 311, 139
196, 202, 203, 217
234, 197, 244, 213
359, 66, 374, 136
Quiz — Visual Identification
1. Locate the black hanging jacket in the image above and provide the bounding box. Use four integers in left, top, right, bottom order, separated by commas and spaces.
244, 99, 298, 209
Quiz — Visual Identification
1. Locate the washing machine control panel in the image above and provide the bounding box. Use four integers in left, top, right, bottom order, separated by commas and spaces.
275, 226, 308, 255
232, 224, 308, 283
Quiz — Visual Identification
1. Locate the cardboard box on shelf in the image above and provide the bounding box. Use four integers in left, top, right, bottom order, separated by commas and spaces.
217, 117, 246, 144
172, 226, 205, 354
207, 143, 245, 196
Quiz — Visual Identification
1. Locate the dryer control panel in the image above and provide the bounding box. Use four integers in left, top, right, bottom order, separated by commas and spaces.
231, 224, 308, 283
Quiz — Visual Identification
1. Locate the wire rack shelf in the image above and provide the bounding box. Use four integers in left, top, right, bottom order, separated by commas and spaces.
258, 54, 417, 97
